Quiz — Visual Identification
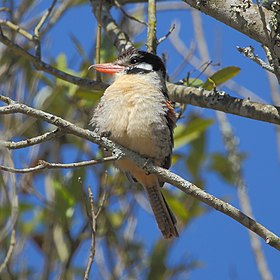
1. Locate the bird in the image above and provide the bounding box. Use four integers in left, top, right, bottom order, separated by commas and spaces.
89, 47, 179, 239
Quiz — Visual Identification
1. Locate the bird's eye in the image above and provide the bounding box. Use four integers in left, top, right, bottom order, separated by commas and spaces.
130, 57, 139, 64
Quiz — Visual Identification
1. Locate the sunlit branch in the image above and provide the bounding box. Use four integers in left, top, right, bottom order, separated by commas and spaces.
89, 0, 133, 52
183, 0, 274, 48
0, 95, 280, 251
0, 30, 107, 91
0, 230, 16, 274
167, 83, 280, 126
0, 157, 117, 174
114, 0, 147, 26
0, 129, 63, 150
237, 46, 274, 73
84, 186, 106, 280
147, 0, 157, 53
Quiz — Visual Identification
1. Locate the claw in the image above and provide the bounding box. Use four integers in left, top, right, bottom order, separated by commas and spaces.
100, 131, 111, 138
143, 158, 153, 175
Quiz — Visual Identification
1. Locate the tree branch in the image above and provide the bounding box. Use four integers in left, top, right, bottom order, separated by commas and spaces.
0, 30, 107, 91
0, 157, 117, 174
150, 165, 280, 251
183, 0, 274, 48
167, 83, 280, 125
0, 229, 16, 274
147, 0, 157, 53
89, 0, 133, 52
0, 128, 63, 150
1, 28, 279, 126
1, 95, 280, 251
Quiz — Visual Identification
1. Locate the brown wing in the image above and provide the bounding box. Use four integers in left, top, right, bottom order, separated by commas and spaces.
162, 99, 176, 170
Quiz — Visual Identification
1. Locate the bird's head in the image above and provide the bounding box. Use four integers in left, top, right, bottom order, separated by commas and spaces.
89, 47, 166, 80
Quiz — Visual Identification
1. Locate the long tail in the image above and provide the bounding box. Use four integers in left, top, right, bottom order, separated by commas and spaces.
145, 184, 179, 239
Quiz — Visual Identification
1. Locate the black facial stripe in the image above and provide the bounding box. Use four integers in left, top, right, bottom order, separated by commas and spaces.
125, 67, 152, 75
117, 47, 166, 78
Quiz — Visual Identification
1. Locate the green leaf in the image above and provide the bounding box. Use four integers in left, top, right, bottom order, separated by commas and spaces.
53, 179, 76, 222
74, 88, 102, 105
56, 53, 67, 71
203, 66, 240, 90
183, 77, 204, 88
186, 128, 206, 188
163, 191, 190, 224
108, 211, 123, 228
208, 153, 235, 184
163, 190, 205, 225
174, 117, 213, 150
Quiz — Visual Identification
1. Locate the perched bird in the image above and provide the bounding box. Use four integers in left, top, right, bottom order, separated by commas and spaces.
90, 47, 178, 238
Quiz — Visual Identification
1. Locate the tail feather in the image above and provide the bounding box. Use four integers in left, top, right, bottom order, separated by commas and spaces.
145, 184, 179, 239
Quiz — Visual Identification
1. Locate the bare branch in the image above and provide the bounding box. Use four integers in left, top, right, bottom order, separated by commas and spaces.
0, 129, 63, 150
150, 165, 280, 251
95, 0, 103, 82
1, 95, 280, 251
84, 185, 106, 280
114, 0, 147, 26
167, 83, 280, 125
0, 157, 117, 174
183, 0, 274, 48
256, 0, 280, 82
237, 46, 274, 73
89, 0, 133, 52
147, 0, 157, 53
84, 188, 96, 280
34, 0, 58, 37
0, 20, 33, 40
0, 229, 16, 274
0, 31, 107, 91
157, 23, 175, 44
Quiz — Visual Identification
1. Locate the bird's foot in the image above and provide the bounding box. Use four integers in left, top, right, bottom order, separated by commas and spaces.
143, 158, 153, 175
100, 130, 111, 138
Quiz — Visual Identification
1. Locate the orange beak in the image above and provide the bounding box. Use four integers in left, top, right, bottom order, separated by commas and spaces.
88, 63, 125, 75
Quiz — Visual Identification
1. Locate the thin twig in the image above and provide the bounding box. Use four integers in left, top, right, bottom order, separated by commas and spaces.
84, 185, 106, 280
0, 156, 117, 174
0, 128, 63, 150
237, 46, 274, 73
0, 229, 16, 273
34, 0, 58, 37
256, 0, 280, 83
84, 188, 96, 280
0, 31, 107, 91
146, 0, 157, 53
169, 19, 265, 103
114, 0, 147, 26
0, 20, 33, 40
89, 0, 133, 52
33, 0, 58, 58
157, 23, 175, 44
95, 0, 102, 81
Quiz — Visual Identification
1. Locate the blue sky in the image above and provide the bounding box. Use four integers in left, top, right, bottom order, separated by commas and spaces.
14, 1, 280, 279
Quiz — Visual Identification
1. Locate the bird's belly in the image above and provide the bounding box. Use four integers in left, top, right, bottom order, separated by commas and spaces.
111, 117, 163, 158
108, 102, 169, 160
93, 80, 172, 161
